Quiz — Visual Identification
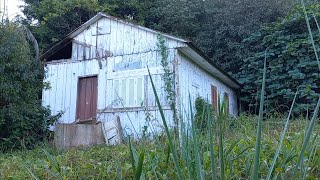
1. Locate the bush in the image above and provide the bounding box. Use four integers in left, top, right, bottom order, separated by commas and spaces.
237, 4, 320, 115
194, 97, 213, 132
0, 23, 59, 151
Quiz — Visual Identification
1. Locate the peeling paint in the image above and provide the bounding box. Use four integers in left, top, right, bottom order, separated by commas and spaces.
42, 15, 239, 137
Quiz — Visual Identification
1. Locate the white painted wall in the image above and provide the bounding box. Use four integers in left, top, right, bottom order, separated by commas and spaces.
42, 16, 239, 137
71, 17, 185, 61
43, 59, 104, 124
177, 52, 238, 120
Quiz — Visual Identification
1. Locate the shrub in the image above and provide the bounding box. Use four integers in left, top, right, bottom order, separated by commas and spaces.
194, 97, 213, 132
237, 3, 320, 115
0, 23, 59, 151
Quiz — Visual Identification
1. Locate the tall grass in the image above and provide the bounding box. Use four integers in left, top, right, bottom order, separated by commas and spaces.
147, 68, 183, 179
252, 49, 267, 179
5, 1, 319, 179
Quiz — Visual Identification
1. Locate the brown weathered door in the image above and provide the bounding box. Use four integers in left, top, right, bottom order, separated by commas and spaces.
76, 76, 98, 121
211, 85, 218, 112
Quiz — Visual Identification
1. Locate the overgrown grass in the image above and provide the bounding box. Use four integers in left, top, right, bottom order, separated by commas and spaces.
0, 116, 319, 179
1, 2, 320, 180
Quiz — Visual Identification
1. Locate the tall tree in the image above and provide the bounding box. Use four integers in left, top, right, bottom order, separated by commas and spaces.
22, 0, 146, 51
0, 23, 59, 151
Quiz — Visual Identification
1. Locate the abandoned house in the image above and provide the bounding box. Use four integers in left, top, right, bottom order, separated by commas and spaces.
42, 12, 241, 139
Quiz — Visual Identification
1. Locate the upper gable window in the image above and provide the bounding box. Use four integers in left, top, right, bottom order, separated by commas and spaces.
47, 41, 73, 61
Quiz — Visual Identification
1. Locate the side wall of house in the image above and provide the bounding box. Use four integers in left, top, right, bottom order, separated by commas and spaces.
177, 52, 238, 121
42, 17, 186, 136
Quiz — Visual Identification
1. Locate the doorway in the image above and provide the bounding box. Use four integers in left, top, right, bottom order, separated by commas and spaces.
76, 76, 98, 122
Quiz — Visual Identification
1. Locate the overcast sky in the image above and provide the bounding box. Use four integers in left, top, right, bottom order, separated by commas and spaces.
4, 0, 25, 19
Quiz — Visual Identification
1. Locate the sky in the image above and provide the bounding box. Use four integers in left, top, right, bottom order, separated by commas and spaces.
2, 0, 25, 19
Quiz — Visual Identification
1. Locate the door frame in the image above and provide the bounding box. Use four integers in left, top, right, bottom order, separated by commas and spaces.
75, 74, 98, 122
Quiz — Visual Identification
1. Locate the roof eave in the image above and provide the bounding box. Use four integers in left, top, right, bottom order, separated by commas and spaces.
180, 42, 242, 89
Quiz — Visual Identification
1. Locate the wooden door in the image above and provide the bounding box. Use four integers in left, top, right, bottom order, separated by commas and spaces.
211, 85, 218, 112
76, 76, 98, 121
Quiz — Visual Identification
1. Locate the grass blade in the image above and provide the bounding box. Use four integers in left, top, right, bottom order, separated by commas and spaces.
266, 90, 298, 180
252, 49, 267, 180
148, 68, 183, 179
135, 149, 145, 180
129, 137, 137, 177
217, 95, 227, 180
189, 94, 204, 180
301, 0, 320, 71
207, 101, 217, 180
23, 163, 40, 180
295, 96, 320, 172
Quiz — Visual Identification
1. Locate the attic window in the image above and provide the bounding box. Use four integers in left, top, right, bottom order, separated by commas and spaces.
47, 41, 73, 61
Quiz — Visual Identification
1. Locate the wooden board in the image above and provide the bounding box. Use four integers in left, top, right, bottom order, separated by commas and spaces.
76, 76, 98, 121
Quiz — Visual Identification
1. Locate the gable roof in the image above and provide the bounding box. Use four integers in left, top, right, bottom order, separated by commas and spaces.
42, 12, 241, 89
41, 12, 188, 59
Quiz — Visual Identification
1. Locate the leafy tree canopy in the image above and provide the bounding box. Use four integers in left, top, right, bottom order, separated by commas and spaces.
22, 0, 147, 51
144, 0, 293, 74
22, 0, 293, 67
0, 23, 59, 151
236, 4, 320, 115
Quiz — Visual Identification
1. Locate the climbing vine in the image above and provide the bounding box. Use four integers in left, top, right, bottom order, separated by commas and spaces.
156, 34, 178, 127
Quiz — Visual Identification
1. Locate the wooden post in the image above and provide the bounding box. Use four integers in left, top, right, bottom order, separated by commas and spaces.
115, 116, 124, 144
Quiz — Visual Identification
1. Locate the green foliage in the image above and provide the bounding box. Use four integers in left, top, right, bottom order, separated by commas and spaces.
22, 0, 147, 51
0, 117, 319, 179
144, 0, 293, 74
22, 0, 101, 51
21, 0, 292, 73
237, 4, 320, 115
156, 34, 178, 127
194, 97, 213, 132
0, 23, 59, 151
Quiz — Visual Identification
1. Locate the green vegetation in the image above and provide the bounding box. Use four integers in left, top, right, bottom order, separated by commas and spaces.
0, 116, 318, 179
22, 0, 292, 73
0, 1, 319, 179
0, 23, 60, 151
237, 3, 320, 115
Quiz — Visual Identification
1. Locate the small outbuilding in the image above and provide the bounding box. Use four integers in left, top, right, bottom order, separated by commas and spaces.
42, 12, 241, 137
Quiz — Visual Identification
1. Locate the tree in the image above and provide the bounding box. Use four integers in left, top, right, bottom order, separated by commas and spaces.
193, 0, 293, 74
22, 0, 146, 51
0, 23, 59, 151
236, 4, 320, 115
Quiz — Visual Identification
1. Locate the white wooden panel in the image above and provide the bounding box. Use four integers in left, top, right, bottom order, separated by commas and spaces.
98, 109, 173, 138
98, 18, 111, 34
44, 15, 237, 139
117, 22, 124, 55
97, 67, 106, 110
70, 17, 187, 60
43, 59, 108, 123
178, 53, 238, 119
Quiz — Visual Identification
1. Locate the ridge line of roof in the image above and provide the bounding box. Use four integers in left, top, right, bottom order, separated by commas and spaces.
40, 12, 241, 88
97, 12, 190, 43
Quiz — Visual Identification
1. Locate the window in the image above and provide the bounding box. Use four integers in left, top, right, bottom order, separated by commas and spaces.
211, 85, 218, 112
113, 77, 144, 107
223, 92, 229, 114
